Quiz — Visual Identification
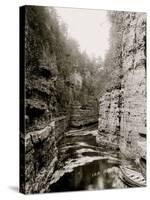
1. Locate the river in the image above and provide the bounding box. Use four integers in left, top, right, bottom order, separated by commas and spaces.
49, 124, 128, 192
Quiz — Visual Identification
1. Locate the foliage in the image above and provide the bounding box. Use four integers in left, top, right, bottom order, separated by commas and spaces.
25, 6, 101, 129
97, 11, 125, 97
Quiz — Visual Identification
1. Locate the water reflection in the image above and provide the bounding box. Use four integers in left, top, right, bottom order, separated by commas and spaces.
50, 126, 128, 192
50, 159, 127, 192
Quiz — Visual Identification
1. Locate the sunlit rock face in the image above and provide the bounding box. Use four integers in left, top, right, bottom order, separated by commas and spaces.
98, 13, 146, 161
98, 88, 121, 146
120, 13, 146, 160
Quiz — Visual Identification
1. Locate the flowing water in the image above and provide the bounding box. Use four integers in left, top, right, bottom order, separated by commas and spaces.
49, 124, 129, 192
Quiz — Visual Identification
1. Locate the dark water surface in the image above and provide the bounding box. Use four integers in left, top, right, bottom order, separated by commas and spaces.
50, 159, 127, 192
49, 125, 128, 192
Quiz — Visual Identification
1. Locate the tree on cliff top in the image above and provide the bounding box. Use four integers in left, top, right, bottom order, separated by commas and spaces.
99, 11, 125, 94
25, 6, 100, 130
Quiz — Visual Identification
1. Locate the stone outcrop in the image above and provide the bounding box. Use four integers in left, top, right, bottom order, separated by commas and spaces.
20, 116, 68, 194
98, 12, 146, 164
70, 98, 98, 127
98, 88, 121, 146
120, 13, 146, 160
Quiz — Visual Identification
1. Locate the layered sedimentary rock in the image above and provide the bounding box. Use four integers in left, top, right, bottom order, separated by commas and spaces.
70, 98, 98, 127
98, 12, 146, 162
21, 6, 100, 194
98, 87, 121, 146
20, 116, 68, 193
24, 6, 99, 132
120, 13, 146, 160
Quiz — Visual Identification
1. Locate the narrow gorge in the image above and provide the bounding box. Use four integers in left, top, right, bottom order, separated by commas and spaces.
20, 6, 146, 194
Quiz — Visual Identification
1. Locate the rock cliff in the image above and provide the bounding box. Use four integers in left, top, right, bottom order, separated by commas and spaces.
70, 97, 98, 127
98, 12, 146, 162
20, 116, 68, 193
24, 6, 99, 132
20, 6, 99, 193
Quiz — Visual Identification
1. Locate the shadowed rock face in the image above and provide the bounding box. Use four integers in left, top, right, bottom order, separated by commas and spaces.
20, 116, 69, 194
24, 6, 100, 133
22, 123, 125, 193
98, 13, 146, 169
22, 6, 100, 194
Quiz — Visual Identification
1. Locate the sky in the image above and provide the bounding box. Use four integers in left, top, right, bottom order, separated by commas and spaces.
56, 7, 111, 60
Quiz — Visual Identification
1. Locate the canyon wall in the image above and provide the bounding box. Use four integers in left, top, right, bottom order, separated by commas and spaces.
70, 97, 98, 127
98, 12, 146, 161
98, 87, 121, 147
120, 13, 146, 160
24, 6, 99, 132
20, 116, 68, 194
20, 6, 99, 193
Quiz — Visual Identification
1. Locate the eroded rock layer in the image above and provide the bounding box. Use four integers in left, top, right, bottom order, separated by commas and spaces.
70, 97, 98, 127
20, 6, 100, 194
20, 116, 68, 193
98, 12, 146, 162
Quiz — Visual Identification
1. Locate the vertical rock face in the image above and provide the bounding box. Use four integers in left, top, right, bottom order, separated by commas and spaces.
24, 6, 99, 132
98, 88, 121, 146
120, 13, 146, 159
21, 6, 100, 194
98, 12, 146, 160
21, 116, 68, 193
